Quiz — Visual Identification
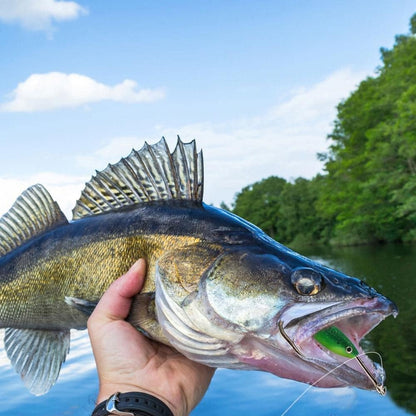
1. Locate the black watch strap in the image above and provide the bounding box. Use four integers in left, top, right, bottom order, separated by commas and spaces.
92, 392, 174, 416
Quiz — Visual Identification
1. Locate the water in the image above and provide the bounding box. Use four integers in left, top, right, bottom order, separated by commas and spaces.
0, 244, 414, 415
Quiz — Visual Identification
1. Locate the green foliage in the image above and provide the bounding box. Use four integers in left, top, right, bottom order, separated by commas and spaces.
318, 18, 416, 244
232, 176, 287, 238
231, 176, 327, 246
410, 13, 416, 35
231, 13, 416, 247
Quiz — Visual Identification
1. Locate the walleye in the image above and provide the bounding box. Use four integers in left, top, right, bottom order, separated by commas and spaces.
0, 138, 397, 396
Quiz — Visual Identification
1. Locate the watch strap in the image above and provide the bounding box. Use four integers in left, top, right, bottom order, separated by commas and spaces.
92, 392, 174, 416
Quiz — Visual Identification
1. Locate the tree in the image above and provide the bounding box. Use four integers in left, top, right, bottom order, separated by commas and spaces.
318, 15, 416, 244
232, 176, 287, 238
231, 13, 416, 246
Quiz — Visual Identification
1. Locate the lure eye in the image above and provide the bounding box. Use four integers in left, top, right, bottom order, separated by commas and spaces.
291, 268, 324, 296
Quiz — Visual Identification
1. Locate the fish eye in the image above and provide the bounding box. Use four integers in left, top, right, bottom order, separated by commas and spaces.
291, 268, 324, 296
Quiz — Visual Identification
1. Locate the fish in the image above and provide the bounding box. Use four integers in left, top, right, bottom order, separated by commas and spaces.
0, 137, 397, 396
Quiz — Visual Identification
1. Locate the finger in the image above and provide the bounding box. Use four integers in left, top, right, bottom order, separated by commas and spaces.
90, 259, 146, 323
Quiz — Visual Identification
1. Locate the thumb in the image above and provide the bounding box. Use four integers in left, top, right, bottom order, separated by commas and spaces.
89, 259, 146, 325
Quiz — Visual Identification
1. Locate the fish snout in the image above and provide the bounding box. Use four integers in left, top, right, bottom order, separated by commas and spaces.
347, 279, 398, 318
309, 267, 397, 313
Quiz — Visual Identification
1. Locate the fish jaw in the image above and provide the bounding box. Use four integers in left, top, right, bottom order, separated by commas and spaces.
230, 296, 397, 391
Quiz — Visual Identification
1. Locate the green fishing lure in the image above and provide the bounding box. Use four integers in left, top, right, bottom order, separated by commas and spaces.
312, 326, 386, 395
314, 326, 358, 358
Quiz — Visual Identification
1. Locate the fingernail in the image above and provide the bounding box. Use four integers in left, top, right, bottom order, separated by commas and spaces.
131, 258, 145, 272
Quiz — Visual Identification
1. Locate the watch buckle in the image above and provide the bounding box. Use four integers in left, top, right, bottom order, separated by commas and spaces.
106, 393, 134, 416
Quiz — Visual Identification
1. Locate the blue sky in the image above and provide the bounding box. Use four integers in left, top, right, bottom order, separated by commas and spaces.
0, 0, 415, 217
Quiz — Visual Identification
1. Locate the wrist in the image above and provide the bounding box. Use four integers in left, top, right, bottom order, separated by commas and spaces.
96, 383, 140, 404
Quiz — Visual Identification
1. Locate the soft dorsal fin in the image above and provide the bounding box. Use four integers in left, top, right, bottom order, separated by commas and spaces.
72, 137, 204, 220
0, 184, 68, 256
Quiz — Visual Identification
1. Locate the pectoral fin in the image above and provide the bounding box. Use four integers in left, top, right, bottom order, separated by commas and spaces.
4, 328, 70, 395
65, 296, 98, 316
129, 244, 221, 348
128, 292, 169, 345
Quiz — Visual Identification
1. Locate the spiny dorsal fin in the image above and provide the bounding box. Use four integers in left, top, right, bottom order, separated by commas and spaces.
72, 137, 204, 220
0, 184, 68, 256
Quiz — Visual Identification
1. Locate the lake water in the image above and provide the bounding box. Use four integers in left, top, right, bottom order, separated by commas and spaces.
0, 244, 414, 416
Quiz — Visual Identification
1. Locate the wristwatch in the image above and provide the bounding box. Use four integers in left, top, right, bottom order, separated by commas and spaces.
92, 392, 174, 416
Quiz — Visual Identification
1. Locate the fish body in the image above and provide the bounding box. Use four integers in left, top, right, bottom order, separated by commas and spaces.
0, 138, 397, 396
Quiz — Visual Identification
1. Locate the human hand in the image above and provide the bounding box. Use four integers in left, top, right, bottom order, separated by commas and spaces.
87, 259, 215, 416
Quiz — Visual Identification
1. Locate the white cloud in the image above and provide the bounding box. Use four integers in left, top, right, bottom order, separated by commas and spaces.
0, 0, 87, 31
1, 72, 165, 112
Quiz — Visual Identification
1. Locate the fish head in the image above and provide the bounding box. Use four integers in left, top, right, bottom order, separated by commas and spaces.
156, 244, 398, 392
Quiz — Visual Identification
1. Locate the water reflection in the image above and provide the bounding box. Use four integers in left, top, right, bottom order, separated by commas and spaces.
0, 245, 413, 415
196, 369, 409, 416
0, 330, 98, 415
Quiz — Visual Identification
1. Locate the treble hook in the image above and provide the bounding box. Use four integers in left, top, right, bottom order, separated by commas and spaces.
355, 355, 386, 395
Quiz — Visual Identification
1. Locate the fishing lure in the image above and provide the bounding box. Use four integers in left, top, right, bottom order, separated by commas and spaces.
314, 326, 385, 395
313, 326, 358, 358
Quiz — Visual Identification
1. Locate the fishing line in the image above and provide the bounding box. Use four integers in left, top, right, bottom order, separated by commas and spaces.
280, 351, 385, 416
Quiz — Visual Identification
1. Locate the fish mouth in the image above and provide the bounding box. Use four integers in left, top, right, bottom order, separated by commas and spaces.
277, 296, 398, 391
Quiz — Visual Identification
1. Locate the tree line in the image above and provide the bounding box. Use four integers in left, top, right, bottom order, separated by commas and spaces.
227, 14, 416, 247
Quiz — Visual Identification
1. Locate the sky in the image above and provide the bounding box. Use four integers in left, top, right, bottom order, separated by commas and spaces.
0, 0, 415, 218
